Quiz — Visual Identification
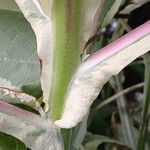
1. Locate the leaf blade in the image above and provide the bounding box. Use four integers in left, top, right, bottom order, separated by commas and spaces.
0, 132, 27, 150
0, 101, 62, 150
0, 9, 40, 95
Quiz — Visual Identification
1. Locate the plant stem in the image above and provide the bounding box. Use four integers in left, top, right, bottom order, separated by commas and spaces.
115, 75, 136, 150
50, 0, 81, 120
137, 54, 150, 150
61, 129, 72, 150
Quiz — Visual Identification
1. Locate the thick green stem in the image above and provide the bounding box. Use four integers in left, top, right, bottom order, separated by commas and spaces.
61, 129, 72, 150
49, 0, 81, 121
49, 1, 82, 149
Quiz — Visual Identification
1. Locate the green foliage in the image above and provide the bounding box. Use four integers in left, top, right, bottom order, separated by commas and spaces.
137, 54, 150, 150
97, 0, 116, 30
0, 132, 26, 150
83, 132, 130, 150
0, 10, 40, 91
12, 103, 39, 114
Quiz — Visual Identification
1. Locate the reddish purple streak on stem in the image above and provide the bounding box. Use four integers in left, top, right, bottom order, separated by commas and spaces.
82, 21, 150, 71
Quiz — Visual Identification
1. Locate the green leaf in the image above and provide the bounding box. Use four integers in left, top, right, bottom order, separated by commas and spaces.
83, 132, 129, 150
0, 131, 27, 150
0, 9, 41, 94
90, 0, 122, 34
115, 75, 136, 149
21, 83, 42, 99
70, 114, 88, 150
0, 0, 20, 12
0, 87, 44, 115
120, 0, 150, 14
86, 0, 122, 51
137, 54, 150, 150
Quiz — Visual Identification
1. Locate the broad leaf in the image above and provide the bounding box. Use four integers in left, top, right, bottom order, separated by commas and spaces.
0, 101, 62, 150
15, 0, 54, 112
0, 10, 40, 94
0, 0, 20, 12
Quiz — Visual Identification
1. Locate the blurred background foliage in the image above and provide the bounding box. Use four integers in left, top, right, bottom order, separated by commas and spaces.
83, 1, 150, 150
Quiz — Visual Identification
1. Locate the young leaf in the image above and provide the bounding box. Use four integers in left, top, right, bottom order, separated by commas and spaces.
55, 21, 150, 128
0, 87, 44, 116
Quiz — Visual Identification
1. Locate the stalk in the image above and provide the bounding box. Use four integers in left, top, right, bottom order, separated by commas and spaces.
137, 54, 150, 150
50, 0, 81, 121
94, 82, 143, 112
115, 75, 136, 150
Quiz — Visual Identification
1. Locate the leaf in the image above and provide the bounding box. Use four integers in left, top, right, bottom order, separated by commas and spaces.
83, 132, 129, 150
79, 145, 86, 150
80, 0, 104, 47
0, 0, 20, 12
85, 0, 122, 51
115, 75, 136, 149
137, 54, 150, 150
55, 21, 150, 128
21, 83, 42, 99
120, 0, 150, 14
0, 10, 41, 95
96, 0, 122, 32
0, 87, 45, 116
0, 131, 27, 150
14, 0, 53, 112
82, 0, 122, 52
38, 0, 52, 17
0, 101, 62, 150
70, 113, 88, 150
